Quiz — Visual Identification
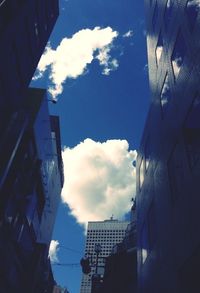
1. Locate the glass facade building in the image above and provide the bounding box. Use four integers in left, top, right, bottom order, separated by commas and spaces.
137, 0, 200, 292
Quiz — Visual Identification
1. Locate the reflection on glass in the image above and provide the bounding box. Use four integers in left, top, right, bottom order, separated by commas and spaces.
145, 141, 150, 170
161, 73, 171, 111
164, 0, 174, 28
141, 221, 149, 264
140, 158, 145, 188
156, 33, 163, 65
142, 249, 148, 264
171, 32, 186, 79
186, 0, 200, 31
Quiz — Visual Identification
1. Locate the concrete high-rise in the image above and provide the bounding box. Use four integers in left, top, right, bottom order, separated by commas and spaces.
137, 1, 200, 292
80, 218, 129, 293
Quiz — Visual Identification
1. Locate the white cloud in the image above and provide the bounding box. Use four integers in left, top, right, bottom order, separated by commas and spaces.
123, 30, 134, 38
49, 240, 59, 263
33, 27, 119, 99
61, 139, 136, 227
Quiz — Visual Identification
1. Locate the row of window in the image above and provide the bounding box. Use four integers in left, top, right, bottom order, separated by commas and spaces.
87, 229, 125, 233
87, 235, 124, 239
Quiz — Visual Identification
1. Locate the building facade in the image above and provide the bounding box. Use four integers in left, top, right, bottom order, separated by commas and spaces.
0, 1, 60, 291
0, 88, 63, 292
137, 0, 200, 292
102, 202, 137, 293
80, 219, 129, 293
0, 0, 59, 142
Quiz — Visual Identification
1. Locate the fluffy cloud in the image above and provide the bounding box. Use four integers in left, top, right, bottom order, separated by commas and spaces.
61, 139, 136, 227
33, 27, 119, 99
49, 240, 59, 262
123, 30, 134, 38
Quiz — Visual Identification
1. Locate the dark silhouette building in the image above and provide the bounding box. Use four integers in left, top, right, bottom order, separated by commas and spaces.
137, 1, 200, 292
101, 202, 137, 293
0, 0, 59, 140
0, 88, 63, 292
0, 1, 61, 291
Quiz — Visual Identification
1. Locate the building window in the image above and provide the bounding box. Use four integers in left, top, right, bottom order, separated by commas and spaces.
184, 95, 200, 177
34, 22, 39, 36
171, 32, 186, 79
160, 73, 171, 113
164, 0, 174, 29
156, 32, 163, 65
139, 158, 145, 189
168, 143, 184, 202
186, 0, 200, 31
152, 1, 158, 30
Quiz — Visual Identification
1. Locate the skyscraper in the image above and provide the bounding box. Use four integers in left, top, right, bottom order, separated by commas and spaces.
80, 218, 129, 293
137, 1, 200, 292
0, 0, 59, 142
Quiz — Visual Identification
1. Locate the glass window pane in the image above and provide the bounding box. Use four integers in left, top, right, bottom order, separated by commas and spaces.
140, 158, 145, 188
186, 0, 200, 31
164, 0, 174, 29
156, 32, 163, 65
171, 32, 186, 79
160, 73, 171, 112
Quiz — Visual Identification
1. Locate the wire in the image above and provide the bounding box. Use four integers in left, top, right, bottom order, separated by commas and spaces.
52, 262, 80, 267
59, 245, 82, 255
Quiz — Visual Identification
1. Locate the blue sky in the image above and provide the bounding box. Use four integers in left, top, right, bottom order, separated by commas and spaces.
32, 0, 149, 292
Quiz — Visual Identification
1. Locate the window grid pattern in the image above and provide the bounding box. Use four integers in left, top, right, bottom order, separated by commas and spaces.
80, 220, 129, 293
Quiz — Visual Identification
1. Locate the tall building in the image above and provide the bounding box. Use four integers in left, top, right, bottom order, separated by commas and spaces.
80, 218, 129, 293
102, 202, 137, 293
0, 88, 63, 292
0, 0, 59, 143
0, 1, 60, 291
137, 0, 200, 292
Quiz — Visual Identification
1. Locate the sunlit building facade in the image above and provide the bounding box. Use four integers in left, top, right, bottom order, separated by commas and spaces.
137, 0, 200, 292
80, 219, 129, 293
